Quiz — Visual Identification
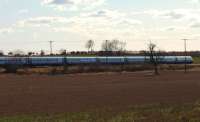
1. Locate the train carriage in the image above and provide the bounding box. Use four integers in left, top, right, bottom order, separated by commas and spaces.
67, 57, 97, 64
30, 57, 63, 66
126, 56, 147, 64
159, 56, 177, 64
0, 57, 6, 65
97, 57, 125, 64
175, 56, 192, 64
0, 56, 193, 66
3, 57, 27, 65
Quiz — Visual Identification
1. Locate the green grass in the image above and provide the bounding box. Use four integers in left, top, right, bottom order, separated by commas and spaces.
192, 56, 200, 64
1, 102, 200, 122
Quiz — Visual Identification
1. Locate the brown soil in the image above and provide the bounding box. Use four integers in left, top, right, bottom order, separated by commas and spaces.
0, 71, 200, 115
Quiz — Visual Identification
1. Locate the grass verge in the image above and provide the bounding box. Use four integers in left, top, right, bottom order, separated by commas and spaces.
193, 56, 200, 64
0, 102, 200, 122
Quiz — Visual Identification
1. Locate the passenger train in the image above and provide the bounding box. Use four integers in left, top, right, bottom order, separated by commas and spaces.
0, 56, 193, 66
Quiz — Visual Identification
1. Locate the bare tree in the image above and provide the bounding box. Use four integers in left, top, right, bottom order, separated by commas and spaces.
101, 40, 109, 51
85, 40, 95, 53
101, 40, 126, 52
0, 50, 4, 56
59, 49, 67, 55
28, 52, 34, 56
111, 40, 120, 51
147, 42, 160, 75
8, 52, 13, 56
13, 49, 25, 56
40, 50, 45, 56
119, 41, 126, 52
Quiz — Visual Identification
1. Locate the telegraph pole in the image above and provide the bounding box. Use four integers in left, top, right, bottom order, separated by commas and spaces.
49, 41, 54, 55
182, 39, 189, 73
105, 40, 108, 64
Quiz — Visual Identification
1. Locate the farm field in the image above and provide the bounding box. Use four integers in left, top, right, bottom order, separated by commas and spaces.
0, 71, 200, 121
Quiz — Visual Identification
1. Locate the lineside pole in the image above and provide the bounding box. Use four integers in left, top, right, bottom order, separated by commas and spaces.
49, 41, 54, 55
182, 39, 188, 73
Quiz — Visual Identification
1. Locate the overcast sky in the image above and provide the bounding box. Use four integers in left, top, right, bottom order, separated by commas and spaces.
0, 0, 200, 53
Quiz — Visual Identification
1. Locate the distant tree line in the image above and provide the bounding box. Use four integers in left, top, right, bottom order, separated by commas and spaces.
0, 39, 200, 57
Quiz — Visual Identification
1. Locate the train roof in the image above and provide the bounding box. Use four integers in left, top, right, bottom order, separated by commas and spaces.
0, 56, 193, 59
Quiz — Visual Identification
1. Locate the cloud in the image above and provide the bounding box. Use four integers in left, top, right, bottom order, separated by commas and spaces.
79, 9, 142, 25
142, 9, 200, 29
42, 0, 106, 11
0, 27, 14, 34
18, 9, 29, 14
52, 9, 142, 40
190, 21, 200, 28
10, 8, 200, 37
191, 0, 200, 3
142, 9, 200, 20
73, 10, 140, 26
161, 11, 185, 20
81, 9, 126, 19
14, 9, 142, 40
143, 9, 188, 20
43, 0, 74, 5
17, 16, 70, 27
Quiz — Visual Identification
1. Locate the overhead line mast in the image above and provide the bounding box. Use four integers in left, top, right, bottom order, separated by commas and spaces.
49, 41, 54, 55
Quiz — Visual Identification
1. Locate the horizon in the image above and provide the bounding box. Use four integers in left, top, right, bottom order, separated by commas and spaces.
0, 0, 200, 53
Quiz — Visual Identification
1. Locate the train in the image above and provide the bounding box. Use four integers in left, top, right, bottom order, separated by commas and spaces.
0, 56, 193, 66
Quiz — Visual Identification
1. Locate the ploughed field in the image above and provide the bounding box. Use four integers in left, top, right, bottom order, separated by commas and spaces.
0, 71, 200, 115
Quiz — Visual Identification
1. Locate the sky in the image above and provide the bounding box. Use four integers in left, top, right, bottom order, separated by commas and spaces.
0, 0, 200, 54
